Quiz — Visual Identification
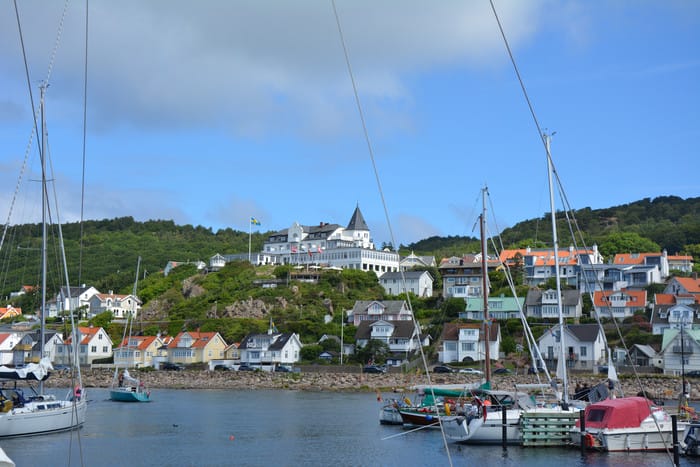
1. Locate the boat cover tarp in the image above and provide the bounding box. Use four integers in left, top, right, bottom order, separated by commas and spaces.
0, 357, 52, 381
583, 396, 652, 429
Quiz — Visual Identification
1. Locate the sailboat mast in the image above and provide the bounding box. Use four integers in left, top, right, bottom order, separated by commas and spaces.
545, 133, 568, 403
39, 84, 48, 394
480, 186, 491, 383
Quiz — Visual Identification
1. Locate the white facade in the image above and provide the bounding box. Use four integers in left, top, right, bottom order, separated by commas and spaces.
379, 271, 434, 297
536, 324, 606, 371
89, 292, 141, 319
258, 206, 400, 276
438, 323, 500, 364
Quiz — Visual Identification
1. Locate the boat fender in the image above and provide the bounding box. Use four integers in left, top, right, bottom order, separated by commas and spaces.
583, 432, 596, 448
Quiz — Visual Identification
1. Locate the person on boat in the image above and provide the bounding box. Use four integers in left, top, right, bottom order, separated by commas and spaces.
118, 372, 124, 387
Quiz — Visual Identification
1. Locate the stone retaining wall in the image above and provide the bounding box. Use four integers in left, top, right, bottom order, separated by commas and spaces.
40, 368, 698, 399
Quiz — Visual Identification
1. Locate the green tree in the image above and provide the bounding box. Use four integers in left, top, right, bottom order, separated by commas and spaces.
441, 297, 465, 320
355, 339, 390, 365
89, 310, 113, 329
598, 232, 660, 258
300, 344, 322, 362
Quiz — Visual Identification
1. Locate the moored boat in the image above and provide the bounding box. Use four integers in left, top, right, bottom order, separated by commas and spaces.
440, 389, 536, 444
570, 396, 685, 452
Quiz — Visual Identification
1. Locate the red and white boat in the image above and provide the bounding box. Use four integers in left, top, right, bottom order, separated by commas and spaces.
571, 396, 686, 452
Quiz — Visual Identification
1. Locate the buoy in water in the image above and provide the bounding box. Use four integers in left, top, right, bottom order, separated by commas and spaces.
229, 435, 235, 441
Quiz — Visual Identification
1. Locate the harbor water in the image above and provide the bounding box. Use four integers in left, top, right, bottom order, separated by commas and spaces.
0, 388, 694, 467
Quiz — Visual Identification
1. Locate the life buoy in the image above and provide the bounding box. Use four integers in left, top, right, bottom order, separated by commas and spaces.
583, 432, 596, 448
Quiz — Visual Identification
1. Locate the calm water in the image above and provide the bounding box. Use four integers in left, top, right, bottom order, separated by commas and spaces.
0, 388, 693, 467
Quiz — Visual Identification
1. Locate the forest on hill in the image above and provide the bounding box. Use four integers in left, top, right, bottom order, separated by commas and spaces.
1, 195, 698, 302
406, 195, 700, 260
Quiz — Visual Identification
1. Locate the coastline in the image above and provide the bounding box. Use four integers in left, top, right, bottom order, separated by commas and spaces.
42, 368, 696, 400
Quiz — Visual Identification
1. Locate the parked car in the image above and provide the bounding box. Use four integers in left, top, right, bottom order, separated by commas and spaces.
362, 365, 386, 374
685, 370, 700, 377
214, 364, 232, 371
237, 364, 255, 371
528, 366, 547, 374
161, 362, 185, 371
275, 365, 292, 372
458, 368, 484, 375
432, 365, 455, 374
493, 368, 512, 375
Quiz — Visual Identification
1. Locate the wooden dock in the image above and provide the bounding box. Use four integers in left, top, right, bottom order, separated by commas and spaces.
520, 410, 579, 447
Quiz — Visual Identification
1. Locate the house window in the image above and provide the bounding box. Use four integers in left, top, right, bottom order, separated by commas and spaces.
462, 342, 474, 351
98, 334, 102, 340
102, 346, 108, 353
445, 342, 456, 351
580, 347, 587, 357
91, 346, 96, 353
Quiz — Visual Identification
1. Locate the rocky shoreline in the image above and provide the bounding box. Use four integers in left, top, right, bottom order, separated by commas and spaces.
40, 368, 697, 400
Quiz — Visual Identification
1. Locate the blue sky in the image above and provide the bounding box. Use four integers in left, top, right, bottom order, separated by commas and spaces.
0, 1, 698, 249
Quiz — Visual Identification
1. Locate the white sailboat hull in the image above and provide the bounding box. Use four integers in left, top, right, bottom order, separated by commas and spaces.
442, 409, 523, 444
0, 397, 87, 438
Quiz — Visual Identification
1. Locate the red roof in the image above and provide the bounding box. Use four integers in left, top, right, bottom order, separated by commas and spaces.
676, 277, 700, 294
582, 397, 653, 429
167, 331, 220, 349
116, 335, 158, 351
593, 289, 647, 307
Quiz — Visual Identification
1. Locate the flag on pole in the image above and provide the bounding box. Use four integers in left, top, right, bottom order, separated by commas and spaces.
250, 217, 261, 226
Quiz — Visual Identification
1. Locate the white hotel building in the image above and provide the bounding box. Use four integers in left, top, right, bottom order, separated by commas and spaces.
258, 206, 400, 276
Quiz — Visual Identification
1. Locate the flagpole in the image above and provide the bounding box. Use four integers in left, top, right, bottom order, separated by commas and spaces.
248, 217, 252, 264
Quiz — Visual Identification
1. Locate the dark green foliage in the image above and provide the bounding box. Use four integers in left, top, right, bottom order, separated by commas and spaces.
354, 339, 390, 365
441, 297, 465, 320
301, 344, 323, 361
89, 311, 113, 330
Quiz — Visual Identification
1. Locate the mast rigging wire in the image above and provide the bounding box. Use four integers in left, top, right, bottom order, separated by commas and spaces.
330, 2, 453, 463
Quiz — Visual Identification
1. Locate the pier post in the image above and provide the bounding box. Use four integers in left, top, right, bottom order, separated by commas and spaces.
579, 410, 586, 455
502, 406, 507, 448
672, 415, 679, 467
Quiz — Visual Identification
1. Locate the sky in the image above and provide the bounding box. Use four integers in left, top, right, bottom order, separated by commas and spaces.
0, 1, 698, 249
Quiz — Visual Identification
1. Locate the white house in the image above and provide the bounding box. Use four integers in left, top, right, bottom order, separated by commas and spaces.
259, 205, 400, 276
659, 328, 700, 375
438, 322, 500, 364
0, 332, 23, 365
536, 324, 607, 372
238, 331, 302, 367
354, 320, 427, 360
89, 291, 141, 319
378, 271, 434, 297
525, 288, 583, 320
56, 285, 100, 318
400, 252, 436, 270
650, 293, 698, 335
347, 300, 413, 326
57, 326, 113, 366
593, 289, 648, 320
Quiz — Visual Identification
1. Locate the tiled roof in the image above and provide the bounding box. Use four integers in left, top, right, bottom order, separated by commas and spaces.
676, 277, 700, 294
593, 289, 647, 307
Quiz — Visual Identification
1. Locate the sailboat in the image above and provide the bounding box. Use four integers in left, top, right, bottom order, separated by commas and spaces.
0, 85, 87, 437
440, 187, 537, 444
110, 257, 151, 402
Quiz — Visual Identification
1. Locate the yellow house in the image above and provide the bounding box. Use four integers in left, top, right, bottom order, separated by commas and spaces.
167, 331, 227, 364
114, 335, 164, 368
0, 305, 22, 320
224, 342, 240, 361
